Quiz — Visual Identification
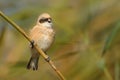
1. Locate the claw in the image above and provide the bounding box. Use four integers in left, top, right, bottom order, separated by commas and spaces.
30, 40, 34, 48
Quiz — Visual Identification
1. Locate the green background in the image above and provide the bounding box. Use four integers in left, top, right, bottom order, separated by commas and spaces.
0, 0, 120, 80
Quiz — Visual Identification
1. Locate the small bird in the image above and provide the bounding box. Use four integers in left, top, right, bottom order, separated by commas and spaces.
27, 13, 55, 70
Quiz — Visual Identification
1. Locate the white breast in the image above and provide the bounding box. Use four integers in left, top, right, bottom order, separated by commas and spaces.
37, 34, 53, 51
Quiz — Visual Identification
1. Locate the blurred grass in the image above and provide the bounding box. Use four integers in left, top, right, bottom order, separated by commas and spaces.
0, 0, 120, 80
102, 22, 120, 56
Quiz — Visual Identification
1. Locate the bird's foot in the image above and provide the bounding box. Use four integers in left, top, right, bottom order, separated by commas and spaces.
30, 40, 35, 48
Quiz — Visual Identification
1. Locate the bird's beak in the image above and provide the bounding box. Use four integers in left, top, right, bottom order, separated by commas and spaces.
48, 18, 51, 23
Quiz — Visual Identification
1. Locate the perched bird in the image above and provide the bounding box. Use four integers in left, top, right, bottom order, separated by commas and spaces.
27, 13, 55, 70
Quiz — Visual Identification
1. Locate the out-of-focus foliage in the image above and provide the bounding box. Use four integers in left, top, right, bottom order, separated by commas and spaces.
0, 0, 120, 80
102, 22, 120, 56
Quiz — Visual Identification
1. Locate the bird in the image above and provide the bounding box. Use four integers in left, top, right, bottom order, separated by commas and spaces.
27, 13, 55, 70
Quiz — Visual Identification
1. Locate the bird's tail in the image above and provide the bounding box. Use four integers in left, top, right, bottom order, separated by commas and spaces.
27, 56, 39, 70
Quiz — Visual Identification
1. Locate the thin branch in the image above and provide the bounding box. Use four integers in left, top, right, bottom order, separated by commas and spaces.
0, 11, 66, 80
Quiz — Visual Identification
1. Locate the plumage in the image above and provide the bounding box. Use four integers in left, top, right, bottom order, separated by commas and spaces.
27, 13, 55, 70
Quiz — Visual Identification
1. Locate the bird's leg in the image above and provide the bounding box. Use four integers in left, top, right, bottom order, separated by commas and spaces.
45, 56, 50, 62
44, 52, 50, 62
30, 40, 35, 48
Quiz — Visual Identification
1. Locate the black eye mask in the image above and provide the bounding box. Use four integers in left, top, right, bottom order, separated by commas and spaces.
39, 18, 52, 23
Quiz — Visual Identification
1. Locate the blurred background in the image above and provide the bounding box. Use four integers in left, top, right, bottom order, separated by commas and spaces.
0, 0, 120, 80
